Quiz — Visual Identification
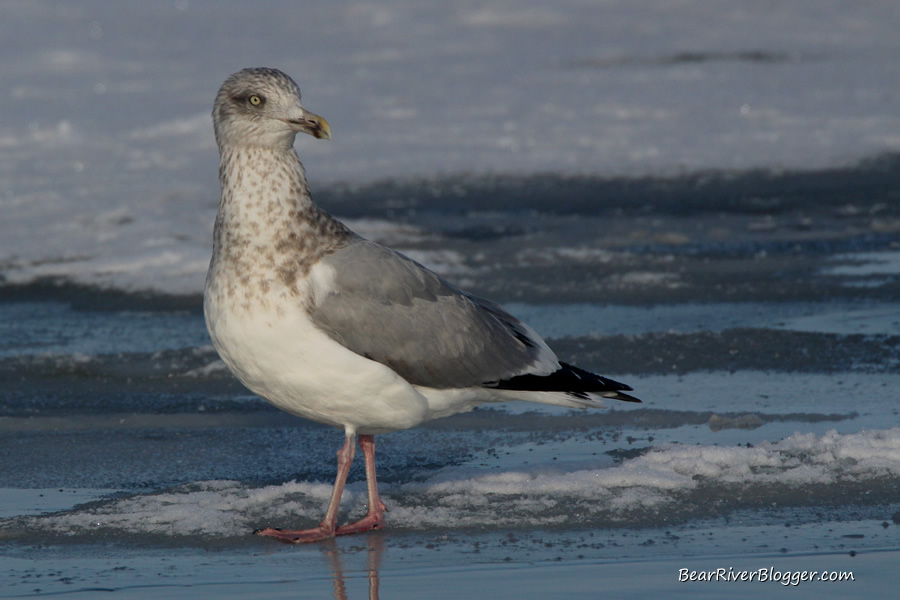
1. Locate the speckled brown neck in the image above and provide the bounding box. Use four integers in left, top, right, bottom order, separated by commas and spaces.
210, 146, 352, 297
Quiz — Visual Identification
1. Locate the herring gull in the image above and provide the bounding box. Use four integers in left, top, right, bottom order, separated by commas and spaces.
204, 67, 640, 543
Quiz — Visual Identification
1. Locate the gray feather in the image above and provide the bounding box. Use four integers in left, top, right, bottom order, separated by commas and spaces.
310, 239, 557, 389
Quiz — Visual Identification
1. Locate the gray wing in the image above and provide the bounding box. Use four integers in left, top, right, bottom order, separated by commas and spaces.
310, 238, 559, 389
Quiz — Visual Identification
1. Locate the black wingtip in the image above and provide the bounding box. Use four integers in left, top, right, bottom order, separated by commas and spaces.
487, 362, 640, 404
610, 391, 642, 403
566, 389, 641, 403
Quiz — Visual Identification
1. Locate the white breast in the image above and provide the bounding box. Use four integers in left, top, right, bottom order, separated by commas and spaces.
204, 260, 431, 434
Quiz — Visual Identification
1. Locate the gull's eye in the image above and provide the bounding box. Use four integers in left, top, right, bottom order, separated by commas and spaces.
248, 94, 263, 107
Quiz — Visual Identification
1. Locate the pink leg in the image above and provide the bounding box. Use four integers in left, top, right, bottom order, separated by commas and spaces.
335, 434, 387, 535
255, 433, 357, 544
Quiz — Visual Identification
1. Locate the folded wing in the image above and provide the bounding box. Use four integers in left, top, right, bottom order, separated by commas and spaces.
310, 238, 559, 389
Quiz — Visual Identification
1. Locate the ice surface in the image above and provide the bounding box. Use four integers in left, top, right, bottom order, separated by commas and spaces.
504, 301, 900, 338
2, 0, 900, 293
2, 544, 893, 600
0, 301, 208, 357
822, 250, 900, 289
0, 488, 119, 519
5, 428, 897, 541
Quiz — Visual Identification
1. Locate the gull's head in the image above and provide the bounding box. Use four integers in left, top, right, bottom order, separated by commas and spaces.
213, 67, 331, 151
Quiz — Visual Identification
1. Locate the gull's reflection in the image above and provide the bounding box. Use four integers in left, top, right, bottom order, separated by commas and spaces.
321, 534, 384, 600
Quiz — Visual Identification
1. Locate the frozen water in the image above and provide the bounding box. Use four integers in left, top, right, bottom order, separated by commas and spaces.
3, 427, 897, 541
2, 0, 900, 292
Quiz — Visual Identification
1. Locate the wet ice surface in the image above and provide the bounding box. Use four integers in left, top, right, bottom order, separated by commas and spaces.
3, 186, 900, 598
2, 287, 899, 597
7, 423, 898, 538
4, 197, 900, 598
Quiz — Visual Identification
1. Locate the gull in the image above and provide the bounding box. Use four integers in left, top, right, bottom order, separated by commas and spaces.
204, 67, 640, 543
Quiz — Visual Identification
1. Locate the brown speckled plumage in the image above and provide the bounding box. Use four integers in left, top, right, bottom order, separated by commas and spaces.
206, 69, 350, 314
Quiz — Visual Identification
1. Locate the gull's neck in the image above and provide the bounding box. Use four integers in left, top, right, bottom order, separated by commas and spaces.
211, 144, 351, 287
